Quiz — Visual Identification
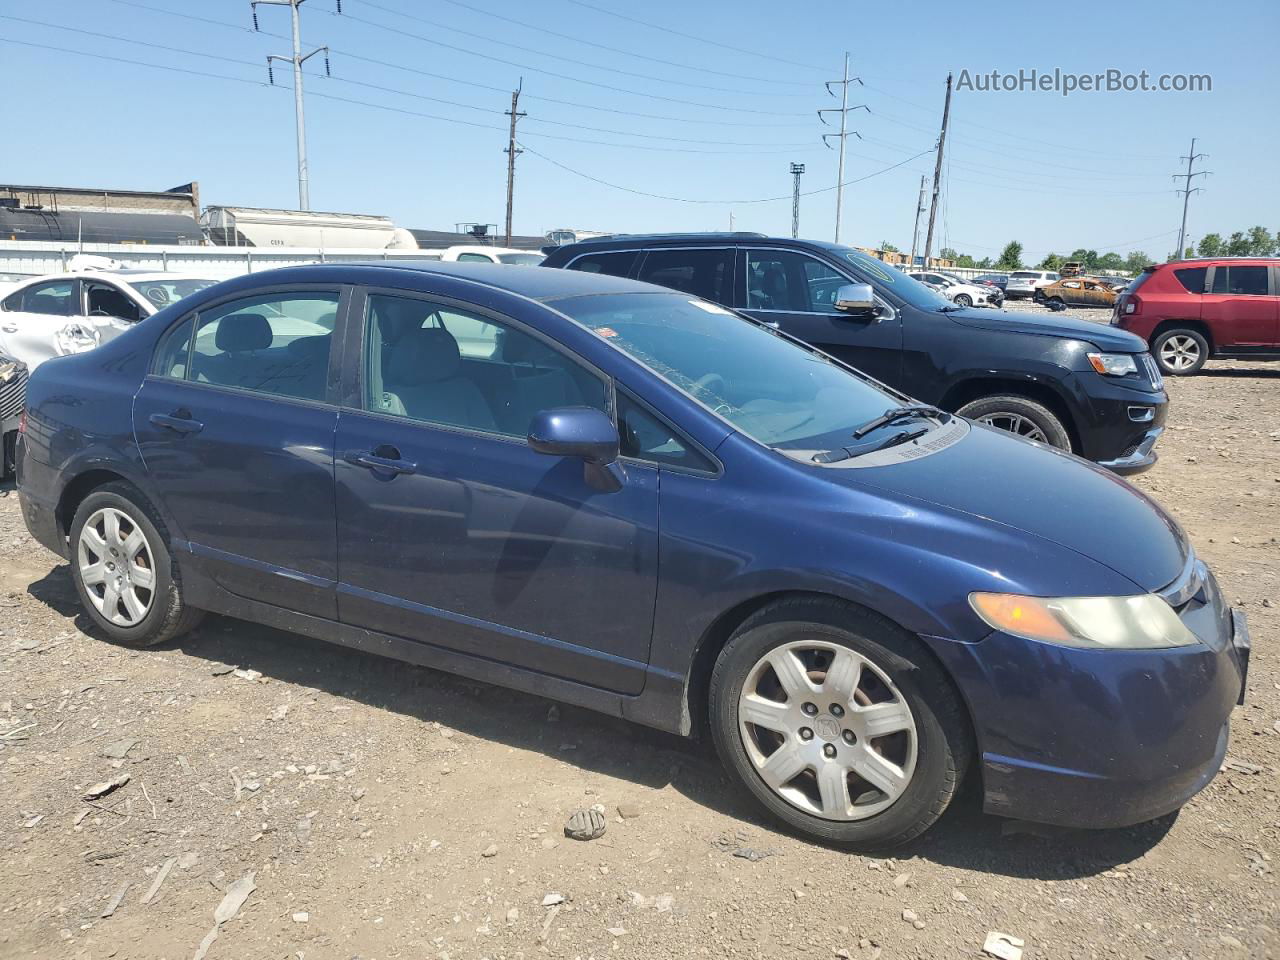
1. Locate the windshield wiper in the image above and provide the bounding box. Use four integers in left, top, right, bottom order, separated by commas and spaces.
850, 404, 949, 439
813, 425, 931, 464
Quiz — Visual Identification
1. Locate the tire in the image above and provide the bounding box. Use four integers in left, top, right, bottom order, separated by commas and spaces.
68, 481, 203, 647
1152, 328, 1208, 376
1046, 296, 1065, 307
953, 294, 972, 308
708, 598, 971, 849
957, 394, 1072, 450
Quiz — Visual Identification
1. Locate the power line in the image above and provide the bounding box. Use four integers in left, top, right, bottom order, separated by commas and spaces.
518, 143, 933, 205
504, 79, 525, 246
819, 53, 867, 243
434, 0, 815, 88
560, 0, 828, 74
1173, 138, 1210, 260
354, 0, 810, 98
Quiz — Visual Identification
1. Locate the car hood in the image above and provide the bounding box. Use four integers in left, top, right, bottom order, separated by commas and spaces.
946, 308, 1146, 351
835, 423, 1189, 592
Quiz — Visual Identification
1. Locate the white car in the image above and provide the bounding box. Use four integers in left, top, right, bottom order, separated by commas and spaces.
907, 271, 993, 308
1005, 270, 1061, 300
421, 245, 545, 265
0, 270, 219, 370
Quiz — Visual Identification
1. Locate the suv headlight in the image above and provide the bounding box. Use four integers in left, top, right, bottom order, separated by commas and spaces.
1087, 352, 1138, 376
970, 592, 1198, 649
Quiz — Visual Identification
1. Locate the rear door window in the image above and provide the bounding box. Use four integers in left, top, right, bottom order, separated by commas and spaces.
636, 248, 734, 304
567, 251, 638, 278
1211, 265, 1269, 296
1173, 266, 1207, 293
17, 280, 78, 316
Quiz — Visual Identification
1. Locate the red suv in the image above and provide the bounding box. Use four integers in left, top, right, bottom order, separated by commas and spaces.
1114, 258, 1279, 375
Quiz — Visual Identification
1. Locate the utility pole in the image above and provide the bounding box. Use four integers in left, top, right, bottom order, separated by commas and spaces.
1173, 138, 1209, 260
254, 0, 333, 211
922, 72, 952, 268
504, 78, 526, 246
908, 174, 926, 267
790, 162, 805, 238
818, 53, 867, 244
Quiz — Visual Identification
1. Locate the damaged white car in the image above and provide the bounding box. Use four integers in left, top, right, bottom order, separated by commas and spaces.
0, 269, 218, 370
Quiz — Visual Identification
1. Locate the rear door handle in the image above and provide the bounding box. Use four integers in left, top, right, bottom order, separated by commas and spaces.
149, 412, 204, 435
344, 450, 417, 476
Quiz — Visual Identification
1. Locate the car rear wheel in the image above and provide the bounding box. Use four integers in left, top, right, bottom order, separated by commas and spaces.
69, 482, 203, 647
957, 394, 1072, 450
1046, 296, 1065, 307
708, 598, 971, 848
1152, 329, 1208, 376
953, 294, 972, 308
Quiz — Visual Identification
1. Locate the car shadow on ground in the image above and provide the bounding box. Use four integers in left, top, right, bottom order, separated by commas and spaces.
25, 561, 1174, 880
1195, 367, 1280, 379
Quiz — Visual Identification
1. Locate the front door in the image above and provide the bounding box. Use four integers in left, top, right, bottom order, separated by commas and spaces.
133, 287, 345, 617
1203, 264, 1277, 349
737, 247, 903, 385
333, 290, 659, 694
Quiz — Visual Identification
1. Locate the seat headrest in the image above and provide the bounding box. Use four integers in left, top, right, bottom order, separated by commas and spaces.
387, 327, 461, 384
214, 312, 272, 352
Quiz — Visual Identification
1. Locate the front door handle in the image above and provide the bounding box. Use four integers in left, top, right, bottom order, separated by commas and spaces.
1, 323, 17, 333
149, 411, 203, 435
344, 449, 417, 476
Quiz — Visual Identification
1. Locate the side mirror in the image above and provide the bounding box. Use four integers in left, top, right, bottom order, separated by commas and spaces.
833, 282, 877, 316
528, 407, 619, 465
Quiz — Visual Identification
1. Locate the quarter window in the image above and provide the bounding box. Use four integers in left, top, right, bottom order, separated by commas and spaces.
746, 250, 847, 312
567, 251, 638, 278
1211, 265, 1268, 296
1174, 266, 1207, 293
637, 248, 733, 304
456, 252, 493, 263
185, 292, 339, 401
618, 392, 713, 471
364, 293, 608, 438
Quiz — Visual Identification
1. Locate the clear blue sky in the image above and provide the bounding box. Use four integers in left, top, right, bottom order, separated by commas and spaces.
2, 0, 1277, 262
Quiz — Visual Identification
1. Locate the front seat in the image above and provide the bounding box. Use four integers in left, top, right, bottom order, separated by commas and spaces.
385, 326, 496, 431
193, 312, 272, 386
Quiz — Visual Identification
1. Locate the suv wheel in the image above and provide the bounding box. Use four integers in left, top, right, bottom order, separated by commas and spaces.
69, 482, 203, 647
957, 394, 1072, 450
953, 294, 972, 308
709, 598, 970, 848
1152, 328, 1208, 375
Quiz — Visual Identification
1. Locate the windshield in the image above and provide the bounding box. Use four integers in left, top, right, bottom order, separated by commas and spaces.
552, 292, 900, 453
829, 246, 953, 312
127, 278, 219, 310
496, 253, 545, 265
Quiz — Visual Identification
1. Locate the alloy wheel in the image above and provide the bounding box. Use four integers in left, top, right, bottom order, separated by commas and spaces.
737, 639, 918, 821
1159, 335, 1201, 372
78, 507, 155, 627
976, 412, 1049, 443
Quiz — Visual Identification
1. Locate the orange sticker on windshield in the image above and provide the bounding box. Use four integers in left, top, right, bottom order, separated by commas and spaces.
595, 327, 619, 338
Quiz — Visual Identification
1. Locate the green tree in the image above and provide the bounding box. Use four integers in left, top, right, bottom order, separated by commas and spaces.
955, 254, 977, 268
879, 241, 900, 253
996, 241, 1023, 270
1245, 226, 1274, 256
976, 256, 993, 269
1225, 231, 1250, 255
1096, 252, 1125, 271
1197, 233, 1223, 257
1123, 251, 1154, 274
1068, 248, 1100, 270
1038, 252, 1065, 271
939, 247, 958, 260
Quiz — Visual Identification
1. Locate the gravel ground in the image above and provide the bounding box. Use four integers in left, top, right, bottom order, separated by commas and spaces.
0, 346, 1276, 959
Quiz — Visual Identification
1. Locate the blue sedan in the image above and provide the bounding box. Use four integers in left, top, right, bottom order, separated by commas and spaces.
15, 263, 1249, 847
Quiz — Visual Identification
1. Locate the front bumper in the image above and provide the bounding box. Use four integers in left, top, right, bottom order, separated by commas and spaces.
1073, 373, 1168, 474
924, 594, 1249, 829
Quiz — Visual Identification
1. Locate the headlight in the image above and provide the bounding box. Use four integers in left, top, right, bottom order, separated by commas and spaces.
1087, 352, 1138, 376
0, 360, 18, 383
969, 592, 1199, 649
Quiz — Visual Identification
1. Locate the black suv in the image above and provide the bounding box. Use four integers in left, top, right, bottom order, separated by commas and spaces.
542, 234, 1167, 473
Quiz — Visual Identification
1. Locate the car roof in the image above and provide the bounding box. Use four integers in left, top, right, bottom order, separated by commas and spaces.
12, 270, 215, 284
289, 259, 670, 301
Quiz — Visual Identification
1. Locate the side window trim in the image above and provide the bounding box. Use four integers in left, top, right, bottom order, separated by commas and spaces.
347, 285, 615, 442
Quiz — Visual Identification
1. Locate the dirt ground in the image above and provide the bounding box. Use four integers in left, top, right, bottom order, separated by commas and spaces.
0, 319, 1276, 959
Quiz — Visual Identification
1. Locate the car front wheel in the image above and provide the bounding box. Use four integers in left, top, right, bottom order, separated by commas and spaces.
956, 394, 1072, 450
69, 482, 203, 647
1152, 328, 1208, 375
953, 294, 972, 307
709, 598, 971, 848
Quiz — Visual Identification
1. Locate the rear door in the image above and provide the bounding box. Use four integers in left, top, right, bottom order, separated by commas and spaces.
736, 246, 903, 384
0, 278, 92, 367
1203, 264, 1276, 348
133, 286, 347, 617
